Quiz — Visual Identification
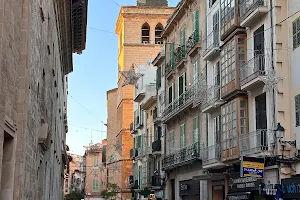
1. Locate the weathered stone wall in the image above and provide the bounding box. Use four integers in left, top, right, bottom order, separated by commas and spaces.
0, 0, 69, 200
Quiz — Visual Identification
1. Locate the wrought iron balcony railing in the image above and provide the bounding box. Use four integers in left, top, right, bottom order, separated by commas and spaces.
175, 45, 186, 66
203, 30, 219, 56
162, 142, 201, 170
240, 54, 266, 86
239, 129, 273, 156
201, 85, 221, 108
239, 0, 267, 20
163, 83, 196, 121
202, 143, 222, 166
165, 62, 175, 77
186, 31, 201, 53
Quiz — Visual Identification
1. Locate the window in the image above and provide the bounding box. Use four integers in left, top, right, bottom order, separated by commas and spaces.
293, 17, 300, 49
141, 23, 150, 43
296, 94, 300, 127
92, 179, 99, 192
169, 131, 175, 153
213, 62, 220, 86
213, 10, 220, 46
222, 100, 237, 150
178, 72, 186, 97
180, 124, 186, 148
209, 0, 217, 8
93, 156, 98, 167
221, 40, 236, 87
193, 60, 199, 83
155, 23, 164, 44
170, 42, 175, 68
221, 0, 235, 28
156, 66, 162, 89
180, 27, 186, 47
193, 116, 200, 144
213, 115, 221, 144
192, 10, 200, 42
168, 83, 174, 103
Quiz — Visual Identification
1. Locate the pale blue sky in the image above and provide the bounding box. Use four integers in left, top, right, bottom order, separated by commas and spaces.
67, 0, 180, 155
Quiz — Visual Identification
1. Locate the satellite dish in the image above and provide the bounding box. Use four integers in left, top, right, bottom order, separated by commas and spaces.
147, 58, 152, 66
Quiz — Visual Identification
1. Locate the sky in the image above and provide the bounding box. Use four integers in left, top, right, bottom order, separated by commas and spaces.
67, 0, 180, 155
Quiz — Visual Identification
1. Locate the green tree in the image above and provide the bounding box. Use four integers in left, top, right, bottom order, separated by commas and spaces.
101, 183, 120, 200
65, 191, 84, 200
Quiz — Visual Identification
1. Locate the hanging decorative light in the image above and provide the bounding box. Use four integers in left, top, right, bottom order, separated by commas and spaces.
119, 64, 144, 89
258, 68, 285, 92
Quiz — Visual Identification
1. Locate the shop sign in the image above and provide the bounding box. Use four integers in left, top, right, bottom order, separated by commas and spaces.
281, 177, 300, 199
212, 180, 225, 191
179, 180, 200, 196
228, 177, 262, 192
227, 193, 250, 200
241, 156, 264, 178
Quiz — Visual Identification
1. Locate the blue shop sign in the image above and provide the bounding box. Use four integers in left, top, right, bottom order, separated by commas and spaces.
281, 177, 300, 199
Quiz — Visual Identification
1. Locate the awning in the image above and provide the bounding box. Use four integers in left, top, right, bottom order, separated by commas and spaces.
226, 192, 251, 200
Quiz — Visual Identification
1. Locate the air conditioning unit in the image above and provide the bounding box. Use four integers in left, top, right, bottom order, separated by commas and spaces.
143, 40, 149, 44
156, 41, 162, 45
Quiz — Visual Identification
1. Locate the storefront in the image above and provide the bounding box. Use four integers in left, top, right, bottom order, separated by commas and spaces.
212, 180, 225, 200
226, 177, 263, 200
281, 176, 300, 200
179, 180, 200, 200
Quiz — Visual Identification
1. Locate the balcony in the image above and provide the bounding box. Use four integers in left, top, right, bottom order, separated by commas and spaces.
162, 83, 196, 122
165, 62, 175, 79
222, 137, 240, 162
186, 31, 201, 56
152, 139, 161, 154
130, 122, 137, 134
202, 143, 224, 169
239, 129, 274, 157
152, 45, 165, 66
140, 84, 157, 110
152, 175, 162, 189
162, 142, 201, 171
202, 31, 220, 61
152, 107, 161, 124
202, 85, 224, 113
240, 54, 266, 90
239, 0, 268, 27
130, 148, 138, 159
174, 45, 186, 69
135, 115, 143, 129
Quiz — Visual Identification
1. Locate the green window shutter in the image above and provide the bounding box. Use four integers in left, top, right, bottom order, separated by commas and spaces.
170, 42, 175, 69
169, 131, 174, 153
193, 60, 199, 83
194, 116, 200, 144
180, 124, 186, 148
180, 27, 186, 47
193, 10, 200, 41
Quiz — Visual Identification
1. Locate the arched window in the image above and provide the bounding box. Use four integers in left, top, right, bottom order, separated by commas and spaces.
155, 23, 164, 44
141, 23, 150, 44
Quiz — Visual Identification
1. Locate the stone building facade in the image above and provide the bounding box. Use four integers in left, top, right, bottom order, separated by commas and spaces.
0, 0, 87, 200
106, 0, 174, 199
84, 140, 107, 198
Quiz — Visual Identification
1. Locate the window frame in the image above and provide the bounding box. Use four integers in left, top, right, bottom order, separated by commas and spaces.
296, 94, 300, 127
169, 130, 175, 154
222, 99, 237, 150
141, 23, 150, 44
180, 123, 186, 148
293, 17, 300, 49
93, 156, 98, 167
92, 179, 99, 192
220, 0, 235, 29
193, 116, 200, 144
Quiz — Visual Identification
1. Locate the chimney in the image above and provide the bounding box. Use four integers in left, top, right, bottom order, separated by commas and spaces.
137, 0, 168, 7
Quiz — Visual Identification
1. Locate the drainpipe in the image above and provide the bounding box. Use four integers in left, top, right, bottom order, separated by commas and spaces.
269, 0, 280, 185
